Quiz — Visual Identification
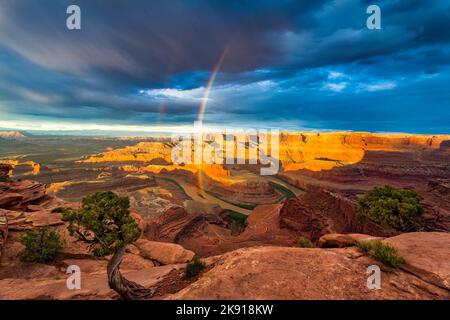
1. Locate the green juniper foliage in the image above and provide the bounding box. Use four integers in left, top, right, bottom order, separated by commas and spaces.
295, 236, 315, 248
225, 210, 248, 236
20, 227, 62, 263
62, 191, 141, 257
357, 240, 405, 268
357, 185, 424, 231
185, 257, 206, 278
141, 251, 152, 260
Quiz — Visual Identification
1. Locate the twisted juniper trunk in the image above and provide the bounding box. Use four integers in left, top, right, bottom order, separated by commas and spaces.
107, 246, 156, 300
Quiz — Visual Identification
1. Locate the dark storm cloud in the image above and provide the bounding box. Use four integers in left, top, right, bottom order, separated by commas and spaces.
0, 0, 321, 82
0, 0, 449, 133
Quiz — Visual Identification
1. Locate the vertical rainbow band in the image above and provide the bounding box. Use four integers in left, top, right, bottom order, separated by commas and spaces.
196, 48, 228, 191
197, 48, 228, 123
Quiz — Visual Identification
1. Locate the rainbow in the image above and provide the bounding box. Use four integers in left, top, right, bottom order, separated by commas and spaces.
158, 101, 166, 124
195, 48, 228, 191
197, 48, 228, 123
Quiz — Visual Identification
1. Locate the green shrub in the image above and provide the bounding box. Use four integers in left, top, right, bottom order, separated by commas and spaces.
356, 240, 373, 253
225, 210, 248, 236
357, 240, 405, 268
226, 210, 248, 224
185, 258, 205, 278
357, 185, 424, 231
20, 227, 62, 263
295, 236, 315, 248
141, 252, 151, 260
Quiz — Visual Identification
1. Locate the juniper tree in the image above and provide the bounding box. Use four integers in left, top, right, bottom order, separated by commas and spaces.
62, 191, 155, 299
357, 185, 424, 231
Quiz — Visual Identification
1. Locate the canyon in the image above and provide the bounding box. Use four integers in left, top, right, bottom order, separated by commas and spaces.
0, 132, 449, 299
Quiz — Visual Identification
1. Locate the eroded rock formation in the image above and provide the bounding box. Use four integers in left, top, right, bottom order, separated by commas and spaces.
0, 160, 40, 176
318, 233, 384, 248
0, 180, 69, 230
279, 187, 396, 241
0, 164, 12, 180
134, 239, 195, 265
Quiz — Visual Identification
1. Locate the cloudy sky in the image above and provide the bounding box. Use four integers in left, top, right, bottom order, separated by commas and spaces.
0, 0, 449, 134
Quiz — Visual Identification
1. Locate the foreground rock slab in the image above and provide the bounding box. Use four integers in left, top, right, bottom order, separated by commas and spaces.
0, 265, 177, 300
135, 239, 195, 265
384, 232, 450, 290
168, 246, 449, 300
318, 233, 384, 248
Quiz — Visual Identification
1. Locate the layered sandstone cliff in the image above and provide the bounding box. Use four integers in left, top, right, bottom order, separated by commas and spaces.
81, 132, 450, 173
278, 132, 450, 171
83, 142, 175, 164
0, 160, 40, 176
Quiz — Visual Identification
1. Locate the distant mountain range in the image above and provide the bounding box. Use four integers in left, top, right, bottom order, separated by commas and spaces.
0, 131, 28, 140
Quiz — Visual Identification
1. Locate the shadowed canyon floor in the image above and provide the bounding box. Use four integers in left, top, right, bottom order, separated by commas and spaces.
0, 132, 449, 299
